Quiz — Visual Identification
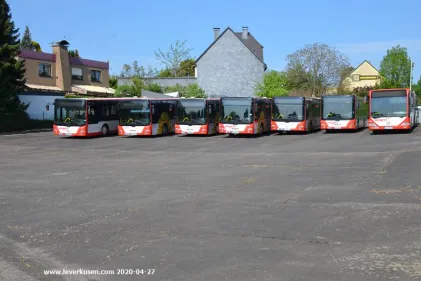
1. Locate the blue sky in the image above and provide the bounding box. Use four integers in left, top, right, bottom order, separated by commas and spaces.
8, 0, 421, 81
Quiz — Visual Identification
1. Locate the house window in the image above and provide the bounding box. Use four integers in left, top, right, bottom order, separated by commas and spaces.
38, 63, 51, 77
351, 74, 360, 81
90, 70, 101, 82
72, 67, 83, 80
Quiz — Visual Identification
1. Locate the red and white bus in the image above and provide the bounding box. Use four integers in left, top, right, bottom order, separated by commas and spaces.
118, 98, 177, 136
368, 88, 418, 133
175, 98, 220, 135
320, 94, 368, 132
219, 97, 271, 135
53, 98, 119, 137
271, 96, 321, 133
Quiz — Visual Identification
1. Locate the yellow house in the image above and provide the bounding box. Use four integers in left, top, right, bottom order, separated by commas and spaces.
343, 60, 380, 90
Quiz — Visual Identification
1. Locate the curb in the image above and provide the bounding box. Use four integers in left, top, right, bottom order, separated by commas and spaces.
0, 128, 52, 136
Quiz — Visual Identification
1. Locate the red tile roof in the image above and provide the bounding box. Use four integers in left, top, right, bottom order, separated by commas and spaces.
18, 50, 109, 70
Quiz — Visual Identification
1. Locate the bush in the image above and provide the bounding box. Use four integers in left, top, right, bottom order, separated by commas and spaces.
0, 112, 53, 133
145, 83, 163, 93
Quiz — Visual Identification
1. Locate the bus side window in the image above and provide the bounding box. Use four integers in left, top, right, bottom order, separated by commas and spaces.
265, 102, 271, 119
110, 104, 117, 115
211, 103, 218, 120
87, 103, 98, 124
254, 102, 261, 120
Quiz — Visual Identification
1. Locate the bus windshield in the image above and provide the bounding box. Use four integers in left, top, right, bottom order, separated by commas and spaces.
221, 98, 253, 124
177, 99, 206, 125
273, 97, 304, 121
370, 92, 407, 118
119, 100, 150, 126
322, 96, 353, 120
54, 99, 86, 126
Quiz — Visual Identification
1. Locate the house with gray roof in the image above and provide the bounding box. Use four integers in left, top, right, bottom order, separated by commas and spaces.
195, 26, 267, 97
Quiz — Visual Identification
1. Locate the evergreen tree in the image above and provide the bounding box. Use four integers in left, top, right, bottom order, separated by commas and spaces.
20, 25, 34, 50
0, 0, 28, 114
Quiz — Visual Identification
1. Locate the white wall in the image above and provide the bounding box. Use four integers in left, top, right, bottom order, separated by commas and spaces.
18, 94, 64, 120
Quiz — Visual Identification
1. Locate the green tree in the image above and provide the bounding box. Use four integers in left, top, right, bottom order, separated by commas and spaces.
114, 77, 144, 97
379, 45, 411, 88
412, 76, 421, 101
119, 61, 157, 78
31, 40, 41, 52
0, 0, 28, 114
178, 58, 195, 77
286, 43, 351, 96
156, 68, 173, 78
255, 70, 289, 98
337, 66, 355, 93
20, 25, 33, 50
155, 40, 193, 77
109, 75, 118, 89
145, 83, 163, 93
182, 83, 206, 98
162, 84, 185, 95
68, 49, 80, 57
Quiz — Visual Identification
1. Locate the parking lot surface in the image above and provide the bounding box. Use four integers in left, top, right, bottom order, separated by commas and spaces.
1, 128, 421, 281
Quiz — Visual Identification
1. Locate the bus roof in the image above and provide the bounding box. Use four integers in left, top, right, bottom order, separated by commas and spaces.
321, 94, 355, 98
179, 97, 220, 101
221, 96, 270, 100
370, 88, 409, 92
56, 97, 121, 101
118, 97, 178, 101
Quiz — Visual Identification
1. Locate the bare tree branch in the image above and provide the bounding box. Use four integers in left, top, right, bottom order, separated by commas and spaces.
155, 40, 193, 77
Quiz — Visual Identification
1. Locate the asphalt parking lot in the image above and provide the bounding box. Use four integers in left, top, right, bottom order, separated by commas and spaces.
1, 128, 421, 281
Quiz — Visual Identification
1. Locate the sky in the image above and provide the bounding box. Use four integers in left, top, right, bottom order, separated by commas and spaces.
7, 0, 421, 81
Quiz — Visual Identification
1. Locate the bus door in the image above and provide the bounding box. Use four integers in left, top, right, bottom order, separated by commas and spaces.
87, 100, 100, 133
207, 101, 219, 134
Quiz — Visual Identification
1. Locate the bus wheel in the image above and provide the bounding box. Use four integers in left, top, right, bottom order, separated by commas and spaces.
372, 130, 379, 135
162, 124, 169, 136
101, 125, 109, 137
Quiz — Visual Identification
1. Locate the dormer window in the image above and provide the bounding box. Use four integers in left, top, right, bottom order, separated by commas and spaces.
38, 63, 51, 77
351, 74, 360, 81
90, 70, 101, 82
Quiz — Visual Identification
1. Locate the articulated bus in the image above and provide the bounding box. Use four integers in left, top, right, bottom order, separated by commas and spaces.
118, 98, 177, 136
320, 94, 368, 132
53, 98, 119, 137
368, 88, 418, 133
271, 96, 321, 133
219, 97, 271, 135
175, 98, 220, 135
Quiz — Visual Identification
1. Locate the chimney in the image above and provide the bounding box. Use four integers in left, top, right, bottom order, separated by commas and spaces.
52, 40, 71, 92
242, 26, 248, 39
213, 28, 220, 40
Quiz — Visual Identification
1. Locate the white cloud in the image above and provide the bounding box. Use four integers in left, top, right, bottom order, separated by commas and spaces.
336, 39, 421, 55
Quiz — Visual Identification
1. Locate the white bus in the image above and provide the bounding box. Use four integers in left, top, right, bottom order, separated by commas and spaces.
271, 96, 321, 133
53, 98, 119, 137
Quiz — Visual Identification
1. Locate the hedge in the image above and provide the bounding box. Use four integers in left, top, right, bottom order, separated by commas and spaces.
0, 112, 53, 133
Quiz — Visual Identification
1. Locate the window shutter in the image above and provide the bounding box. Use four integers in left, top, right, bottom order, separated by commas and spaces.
72, 68, 82, 76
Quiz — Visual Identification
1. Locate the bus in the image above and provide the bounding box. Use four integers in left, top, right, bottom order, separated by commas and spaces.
175, 98, 220, 135
53, 98, 119, 137
320, 94, 368, 132
219, 97, 271, 135
271, 96, 321, 133
368, 88, 418, 133
118, 98, 177, 136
